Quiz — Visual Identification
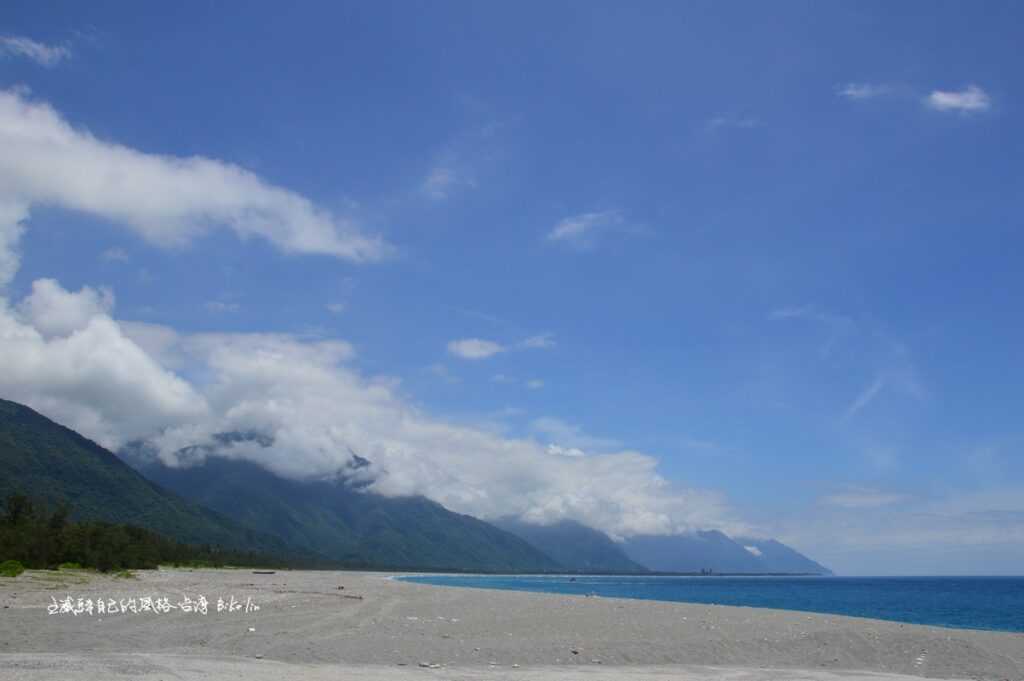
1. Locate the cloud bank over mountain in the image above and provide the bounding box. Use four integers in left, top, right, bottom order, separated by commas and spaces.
0, 88, 745, 542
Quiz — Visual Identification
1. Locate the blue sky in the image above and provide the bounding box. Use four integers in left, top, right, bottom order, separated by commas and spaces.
1, 1, 1022, 575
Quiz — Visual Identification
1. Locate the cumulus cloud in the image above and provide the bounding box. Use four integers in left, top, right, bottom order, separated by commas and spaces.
0, 89, 744, 542
0, 273, 743, 539
0, 36, 70, 67
0, 283, 207, 447
925, 85, 991, 113
447, 337, 505, 360
0, 88, 390, 281
0, 200, 28, 287
17, 278, 114, 338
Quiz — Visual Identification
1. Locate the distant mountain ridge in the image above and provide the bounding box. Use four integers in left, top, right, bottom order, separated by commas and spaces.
492, 517, 648, 573
128, 434, 830, 575
132, 453, 561, 572
0, 397, 831, 575
622, 530, 832, 575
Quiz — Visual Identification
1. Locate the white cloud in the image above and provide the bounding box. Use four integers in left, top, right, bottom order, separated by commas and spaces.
447, 337, 505, 360
545, 210, 623, 248
17, 278, 114, 338
822, 486, 907, 509
836, 83, 890, 100
546, 444, 585, 458
0, 273, 745, 539
744, 545, 763, 557
525, 379, 544, 390
0, 284, 207, 447
925, 85, 991, 113
0, 201, 29, 288
326, 302, 346, 315
0, 88, 390, 285
0, 36, 70, 67
0, 89, 748, 544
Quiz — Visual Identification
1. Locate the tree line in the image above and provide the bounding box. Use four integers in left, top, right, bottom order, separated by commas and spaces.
0, 494, 286, 573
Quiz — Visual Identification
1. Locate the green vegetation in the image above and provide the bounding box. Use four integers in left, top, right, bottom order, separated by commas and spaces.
0, 399, 303, 557
144, 455, 562, 572
1, 397, 561, 572
0, 494, 290, 572
0, 559, 25, 577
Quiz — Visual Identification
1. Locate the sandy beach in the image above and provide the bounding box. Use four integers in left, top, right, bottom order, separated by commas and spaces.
0, 568, 1020, 680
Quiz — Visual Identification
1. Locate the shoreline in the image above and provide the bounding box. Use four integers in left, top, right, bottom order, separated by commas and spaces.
397, 573, 1024, 635
2, 568, 1021, 680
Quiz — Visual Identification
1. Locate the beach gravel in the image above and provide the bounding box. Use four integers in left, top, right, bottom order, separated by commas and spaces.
0, 568, 1020, 680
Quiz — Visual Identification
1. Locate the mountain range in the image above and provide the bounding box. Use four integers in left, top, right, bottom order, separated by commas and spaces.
0, 398, 831, 575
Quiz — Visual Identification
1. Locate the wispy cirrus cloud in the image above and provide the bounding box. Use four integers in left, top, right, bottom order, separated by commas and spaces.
836, 82, 890, 101
545, 210, 625, 249
925, 85, 991, 113
0, 35, 70, 67
822, 486, 908, 509
447, 338, 505, 360
770, 304, 926, 420
491, 374, 544, 390
705, 114, 762, 130
520, 333, 555, 349
419, 117, 505, 202
100, 247, 130, 263
844, 376, 886, 420
421, 165, 475, 201
448, 333, 556, 360
204, 300, 240, 314
844, 368, 926, 422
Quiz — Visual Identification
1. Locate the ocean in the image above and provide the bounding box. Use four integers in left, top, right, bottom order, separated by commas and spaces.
399, 574, 1024, 633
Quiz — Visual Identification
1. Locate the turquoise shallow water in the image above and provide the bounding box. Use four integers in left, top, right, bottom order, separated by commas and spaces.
400, 574, 1024, 633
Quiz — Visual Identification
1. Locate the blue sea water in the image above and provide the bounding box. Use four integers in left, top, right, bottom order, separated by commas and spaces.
399, 575, 1024, 633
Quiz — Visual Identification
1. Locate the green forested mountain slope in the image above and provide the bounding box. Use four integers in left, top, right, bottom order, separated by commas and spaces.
137, 454, 562, 572
0, 399, 289, 555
